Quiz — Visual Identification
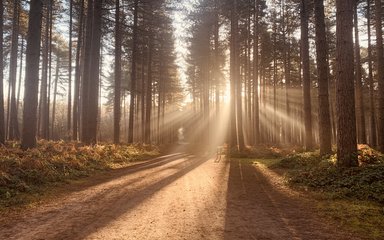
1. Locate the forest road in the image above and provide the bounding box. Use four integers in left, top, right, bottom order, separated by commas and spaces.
0, 153, 361, 240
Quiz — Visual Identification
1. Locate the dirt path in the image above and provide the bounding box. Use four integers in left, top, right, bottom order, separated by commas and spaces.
0, 154, 360, 240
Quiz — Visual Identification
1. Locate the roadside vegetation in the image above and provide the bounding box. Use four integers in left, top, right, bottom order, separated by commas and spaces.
0, 141, 160, 209
236, 145, 384, 240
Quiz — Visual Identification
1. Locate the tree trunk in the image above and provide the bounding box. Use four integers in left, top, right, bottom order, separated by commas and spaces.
374, 0, 384, 151
335, 0, 358, 167
354, 4, 366, 144
73, 0, 84, 141
9, 0, 20, 140
128, 0, 139, 144
301, 0, 313, 150
39, 2, 51, 139
282, 3, 291, 144
81, 0, 93, 143
145, 34, 153, 144
0, 0, 5, 144
114, 0, 122, 144
68, 0, 73, 136
314, 0, 332, 155
22, 0, 44, 149
51, 56, 59, 139
88, 0, 102, 144
16, 37, 24, 113
367, 0, 377, 147
253, 0, 260, 145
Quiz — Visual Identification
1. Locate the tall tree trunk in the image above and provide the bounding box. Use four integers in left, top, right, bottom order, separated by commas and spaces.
114, 0, 121, 144
47, 1, 53, 140
214, 0, 220, 120
374, 0, 384, 151
0, 0, 5, 144
314, 0, 332, 155
301, 0, 313, 150
145, 34, 153, 144
282, 3, 291, 144
354, 4, 366, 144
273, 14, 277, 143
88, 0, 102, 144
16, 37, 24, 113
73, 0, 85, 141
51, 56, 59, 139
253, 0, 260, 145
39, 2, 51, 139
367, 0, 377, 147
128, 0, 139, 144
81, 0, 94, 143
68, 0, 73, 136
22, 0, 44, 149
335, 0, 358, 167
9, 0, 20, 140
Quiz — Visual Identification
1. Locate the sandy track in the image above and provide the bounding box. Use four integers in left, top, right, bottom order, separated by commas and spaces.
0, 154, 360, 240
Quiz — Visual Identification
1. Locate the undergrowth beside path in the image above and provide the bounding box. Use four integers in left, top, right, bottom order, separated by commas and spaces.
248, 144, 384, 240
0, 141, 160, 209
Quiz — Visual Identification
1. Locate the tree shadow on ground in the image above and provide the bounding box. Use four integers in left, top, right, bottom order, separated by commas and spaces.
223, 159, 360, 240
55, 155, 211, 239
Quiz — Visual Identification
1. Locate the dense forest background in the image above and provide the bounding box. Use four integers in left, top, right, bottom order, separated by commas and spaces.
0, 0, 383, 167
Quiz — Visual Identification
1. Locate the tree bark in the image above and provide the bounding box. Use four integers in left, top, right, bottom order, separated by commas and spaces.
354, 4, 366, 144
39, 1, 51, 139
128, 0, 139, 144
145, 34, 153, 144
9, 0, 20, 140
253, 0, 260, 145
335, 0, 358, 167
81, 0, 94, 143
68, 0, 73, 136
374, 0, 384, 151
367, 0, 377, 147
0, 0, 5, 144
22, 0, 44, 149
51, 56, 59, 139
114, 0, 121, 144
88, 0, 102, 144
73, 0, 85, 141
314, 0, 332, 155
301, 0, 313, 150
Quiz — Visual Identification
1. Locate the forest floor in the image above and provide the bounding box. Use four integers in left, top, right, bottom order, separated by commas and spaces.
0, 152, 363, 240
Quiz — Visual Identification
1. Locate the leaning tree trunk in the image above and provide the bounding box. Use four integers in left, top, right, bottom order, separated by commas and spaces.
374, 0, 384, 151
335, 0, 358, 167
22, 0, 44, 149
314, 0, 332, 155
301, 0, 313, 150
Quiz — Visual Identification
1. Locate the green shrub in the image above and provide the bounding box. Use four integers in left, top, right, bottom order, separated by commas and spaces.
271, 146, 384, 204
